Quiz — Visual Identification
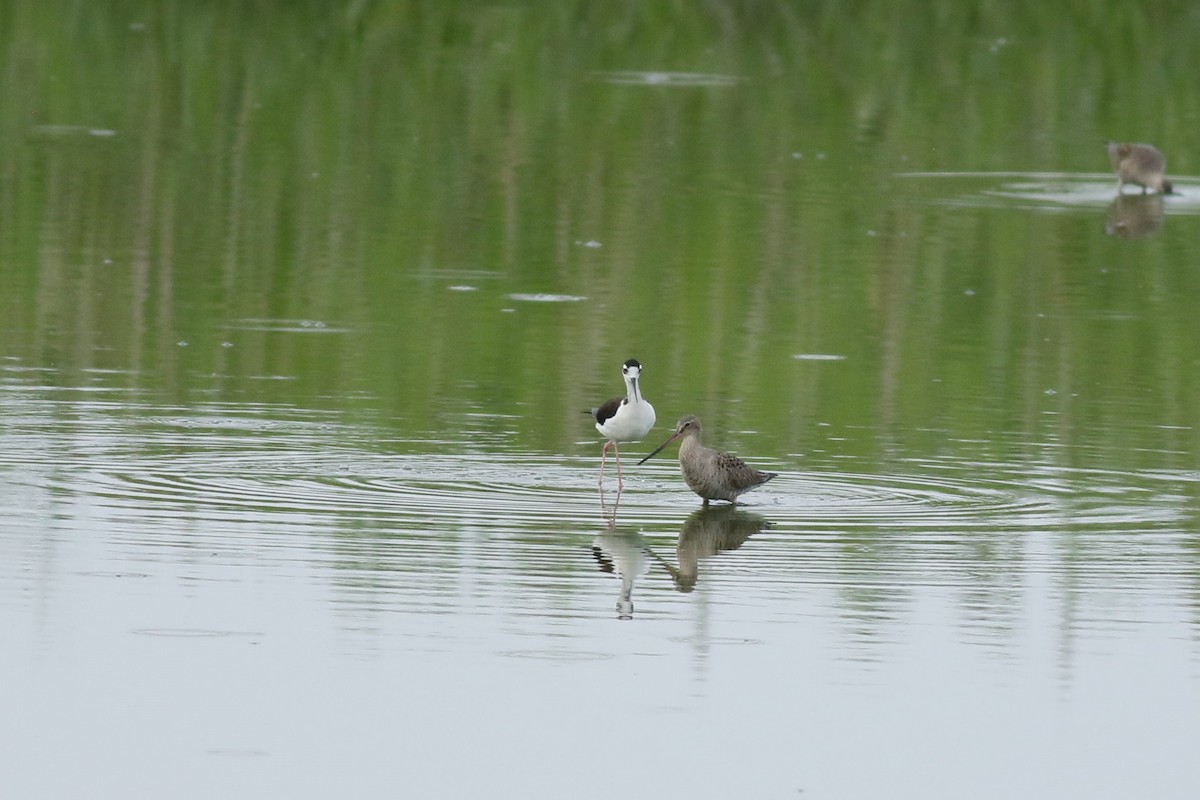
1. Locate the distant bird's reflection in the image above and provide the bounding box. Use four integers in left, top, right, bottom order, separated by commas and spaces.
672, 505, 771, 592
592, 525, 649, 620
1105, 194, 1165, 239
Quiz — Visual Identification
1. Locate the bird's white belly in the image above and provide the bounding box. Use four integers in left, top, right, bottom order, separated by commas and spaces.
596, 401, 656, 442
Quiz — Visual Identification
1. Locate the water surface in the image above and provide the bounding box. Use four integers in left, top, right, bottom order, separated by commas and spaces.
3, 3, 1200, 799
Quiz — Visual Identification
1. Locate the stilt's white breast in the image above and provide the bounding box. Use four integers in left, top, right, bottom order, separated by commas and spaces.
596, 399, 655, 442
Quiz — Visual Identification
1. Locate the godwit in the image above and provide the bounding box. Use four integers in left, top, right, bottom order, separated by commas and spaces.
639, 415, 777, 505
588, 359, 655, 490
1107, 141, 1174, 195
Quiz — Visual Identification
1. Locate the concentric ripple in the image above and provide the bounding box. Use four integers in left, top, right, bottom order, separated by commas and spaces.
2, 394, 1192, 542
900, 171, 1200, 214
36, 445, 1191, 538
4, 392, 1198, 649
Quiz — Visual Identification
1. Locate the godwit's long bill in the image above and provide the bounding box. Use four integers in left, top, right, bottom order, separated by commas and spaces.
639, 415, 776, 505
589, 359, 656, 490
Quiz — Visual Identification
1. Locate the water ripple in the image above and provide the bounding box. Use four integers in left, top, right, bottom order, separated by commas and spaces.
38, 446, 1189, 538
900, 170, 1200, 214
3, 397, 1191, 542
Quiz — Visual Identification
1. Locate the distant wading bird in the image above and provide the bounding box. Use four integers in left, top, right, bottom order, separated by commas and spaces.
1107, 141, 1174, 195
639, 415, 777, 505
589, 359, 656, 491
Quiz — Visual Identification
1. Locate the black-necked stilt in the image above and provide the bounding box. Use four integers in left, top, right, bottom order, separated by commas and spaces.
589, 358, 656, 490
1107, 141, 1174, 195
639, 415, 777, 505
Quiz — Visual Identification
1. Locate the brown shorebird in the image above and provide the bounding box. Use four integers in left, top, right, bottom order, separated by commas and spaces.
638, 415, 777, 505
1107, 141, 1174, 195
587, 359, 656, 490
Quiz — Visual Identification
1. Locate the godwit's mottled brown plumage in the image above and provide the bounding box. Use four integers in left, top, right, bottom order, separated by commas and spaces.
638, 415, 777, 505
1107, 141, 1173, 195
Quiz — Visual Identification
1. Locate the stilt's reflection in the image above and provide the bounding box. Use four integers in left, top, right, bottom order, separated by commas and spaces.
672, 506, 771, 592
591, 524, 649, 620
597, 484, 622, 522
1105, 194, 1165, 239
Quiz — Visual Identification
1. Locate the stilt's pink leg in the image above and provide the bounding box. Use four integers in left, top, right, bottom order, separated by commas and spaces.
613, 441, 623, 490
598, 439, 612, 487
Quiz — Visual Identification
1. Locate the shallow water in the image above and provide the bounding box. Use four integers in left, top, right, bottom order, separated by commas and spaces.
5, 379, 1199, 798
4, 4, 1200, 799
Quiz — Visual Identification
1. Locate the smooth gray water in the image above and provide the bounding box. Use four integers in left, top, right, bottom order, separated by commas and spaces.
4, 380, 1199, 798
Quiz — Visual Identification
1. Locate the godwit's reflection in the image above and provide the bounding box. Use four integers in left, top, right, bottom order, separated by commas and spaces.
672, 506, 771, 592
1105, 194, 1165, 239
591, 524, 650, 619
